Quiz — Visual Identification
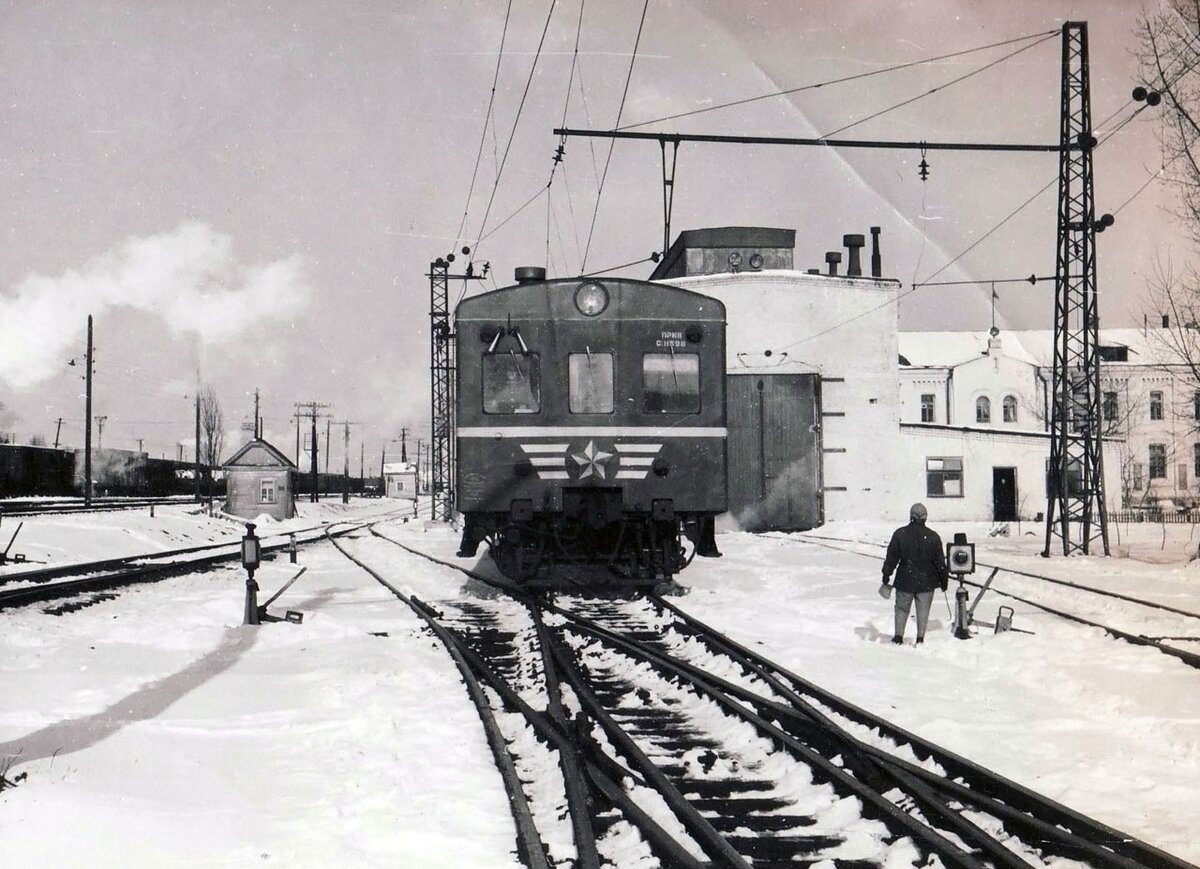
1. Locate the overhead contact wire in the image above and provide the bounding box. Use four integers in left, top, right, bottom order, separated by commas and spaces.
823, 32, 1058, 137
620, 29, 1060, 131
473, 0, 559, 253
453, 0, 514, 252
581, 0, 650, 273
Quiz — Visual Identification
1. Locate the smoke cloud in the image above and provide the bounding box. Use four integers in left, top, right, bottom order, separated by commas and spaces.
0, 222, 313, 389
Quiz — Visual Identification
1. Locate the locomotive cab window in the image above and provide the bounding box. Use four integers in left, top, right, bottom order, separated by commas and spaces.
569, 351, 614, 413
483, 352, 541, 414
643, 352, 700, 413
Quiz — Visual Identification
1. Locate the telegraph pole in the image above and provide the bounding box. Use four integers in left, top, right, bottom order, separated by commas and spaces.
400, 427, 409, 463
332, 420, 360, 504
194, 395, 201, 502
294, 401, 329, 503
253, 388, 261, 439
96, 415, 108, 450
294, 410, 301, 464
84, 315, 93, 506
324, 418, 331, 476
53, 417, 62, 450
1043, 21, 1111, 557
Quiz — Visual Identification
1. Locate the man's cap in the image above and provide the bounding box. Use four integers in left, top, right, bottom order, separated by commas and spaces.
909, 502, 928, 520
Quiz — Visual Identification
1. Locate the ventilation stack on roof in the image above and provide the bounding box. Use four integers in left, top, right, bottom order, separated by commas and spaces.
825, 251, 842, 276
870, 226, 882, 278
843, 234, 865, 277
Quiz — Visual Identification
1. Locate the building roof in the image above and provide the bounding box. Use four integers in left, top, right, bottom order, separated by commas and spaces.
899, 327, 1190, 369
1006, 327, 1187, 367
223, 438, 296, 470
383, 462, 416, 475
898, 330, 1040, 367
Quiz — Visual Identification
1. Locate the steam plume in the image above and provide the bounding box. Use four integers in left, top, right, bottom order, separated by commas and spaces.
0, 222, 312, 389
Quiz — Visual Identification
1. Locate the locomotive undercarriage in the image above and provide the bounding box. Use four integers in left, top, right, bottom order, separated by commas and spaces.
457, 508, 720, 588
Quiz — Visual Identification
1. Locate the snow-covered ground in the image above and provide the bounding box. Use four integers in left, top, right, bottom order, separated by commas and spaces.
3, 502, 1199, 866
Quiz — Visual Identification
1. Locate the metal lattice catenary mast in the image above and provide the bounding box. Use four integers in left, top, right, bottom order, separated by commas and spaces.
1043, 21, 1110, 556
429, 258, 454, 522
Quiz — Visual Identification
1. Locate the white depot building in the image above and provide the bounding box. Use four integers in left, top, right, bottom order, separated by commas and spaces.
651, 226, 1149, 527
900, 325, 1195, 518
652, 227, 905, 529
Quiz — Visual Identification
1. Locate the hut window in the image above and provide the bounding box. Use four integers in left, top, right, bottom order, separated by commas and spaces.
259, 477, 277, 504
643, 353, 700, 413
569, 351, 614, 413
483, 353, 541, 414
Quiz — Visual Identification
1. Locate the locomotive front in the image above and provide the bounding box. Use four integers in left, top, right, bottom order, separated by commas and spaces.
455, 269, 727, 586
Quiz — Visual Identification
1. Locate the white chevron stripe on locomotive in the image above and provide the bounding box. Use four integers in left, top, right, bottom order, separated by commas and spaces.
517, 440, 665, 481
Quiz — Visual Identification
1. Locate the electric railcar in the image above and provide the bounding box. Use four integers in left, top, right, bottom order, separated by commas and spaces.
455, 267, 727, 586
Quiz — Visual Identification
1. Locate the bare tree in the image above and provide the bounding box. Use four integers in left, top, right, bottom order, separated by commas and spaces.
1138, 3, 1200, 241
1138, 5, 1200, 377
199, 384, 225, 494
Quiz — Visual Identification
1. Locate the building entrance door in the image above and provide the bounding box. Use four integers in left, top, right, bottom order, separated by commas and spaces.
726, 374, 822, 531
992, 466, 1017, 521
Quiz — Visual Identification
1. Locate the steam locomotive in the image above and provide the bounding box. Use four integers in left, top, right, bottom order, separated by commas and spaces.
455, 267, 727, 586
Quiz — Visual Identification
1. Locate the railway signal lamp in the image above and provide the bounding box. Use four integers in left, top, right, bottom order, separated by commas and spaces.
946, 533, 975, 576
241, 522, 262, 626
947, 533, 975, 639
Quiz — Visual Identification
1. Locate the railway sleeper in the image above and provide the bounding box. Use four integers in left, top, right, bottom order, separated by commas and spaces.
699, 811, 821, 834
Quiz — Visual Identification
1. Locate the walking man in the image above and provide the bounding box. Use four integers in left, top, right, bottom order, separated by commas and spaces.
878, 502, 948, 645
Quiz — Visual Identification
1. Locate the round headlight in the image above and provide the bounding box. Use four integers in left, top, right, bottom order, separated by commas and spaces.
575, 281, 609, 316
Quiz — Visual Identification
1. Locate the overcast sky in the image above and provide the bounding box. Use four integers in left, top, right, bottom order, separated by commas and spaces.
0, 0, 1184, 464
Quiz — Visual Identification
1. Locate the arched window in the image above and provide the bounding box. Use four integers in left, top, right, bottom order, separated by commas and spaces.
975, 396, 991, 424
1002, 395, 1018, 423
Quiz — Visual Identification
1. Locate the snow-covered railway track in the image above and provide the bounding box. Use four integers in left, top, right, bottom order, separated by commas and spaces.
0, 495, 198, 517
0, 519, 376, 611
787, 530, 1200, 667
345, 527, 1189, 869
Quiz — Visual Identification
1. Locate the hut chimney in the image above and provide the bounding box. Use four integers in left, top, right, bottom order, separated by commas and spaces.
870, 227, 882, 278
843, 233, 865, 277
1163, 314, 1171, 329
825, 251, 842, 276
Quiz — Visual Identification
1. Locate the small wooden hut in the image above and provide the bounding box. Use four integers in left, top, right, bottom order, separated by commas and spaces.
223, 438, 296, 520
